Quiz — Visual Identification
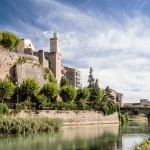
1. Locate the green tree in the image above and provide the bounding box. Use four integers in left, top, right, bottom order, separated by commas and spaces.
98, 87, 117, 115
76, 87, 89, 100
60, 77, 70, 87
100, 102, 109, 115
76, 99, 88, 110
20, 78, 40, 102
42, 82, 59, 103
60, 85, 77, 103
0, 78, 16, 103
0, 32, 3, 42
87, 67, 95, 92
34, 94, 47, 109
75, 87, 89, 110
0, 31, 20, 50
103, 86, 115, 102
107, 100, 117, 115
89, 79, 100, 109
99, 89, 104, 102
0, 103, 9, 114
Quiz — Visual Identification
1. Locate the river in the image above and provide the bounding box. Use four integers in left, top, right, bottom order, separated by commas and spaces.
0, 122, 149, 150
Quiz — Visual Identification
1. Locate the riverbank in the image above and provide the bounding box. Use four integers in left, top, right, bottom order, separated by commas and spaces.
0, 117, 62, 134
15, 110, 119, 125
134, 140, 150, 150
129, 114, 147, 122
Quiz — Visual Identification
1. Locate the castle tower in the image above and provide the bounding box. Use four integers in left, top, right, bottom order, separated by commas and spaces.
49, 33, 61, 86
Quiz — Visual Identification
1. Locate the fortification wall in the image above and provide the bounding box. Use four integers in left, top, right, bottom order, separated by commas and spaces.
0, 50, 19, 80
34, 50, 49, 68
0, 49, 47, 86
16, 62, 47, 86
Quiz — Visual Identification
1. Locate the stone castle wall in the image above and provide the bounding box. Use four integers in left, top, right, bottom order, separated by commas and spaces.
0, 49, 48, 86
0, 50, 18, 80
16, 62, 47, 86
34, 50, 49, 68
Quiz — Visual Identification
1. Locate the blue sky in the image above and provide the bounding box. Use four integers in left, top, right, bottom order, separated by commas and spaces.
1, 0, 150, 102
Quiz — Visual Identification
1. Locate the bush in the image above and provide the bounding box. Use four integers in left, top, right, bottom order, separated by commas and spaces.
100, 103, 109, 115
0, 31, 20, 50
18, 101, 35, 110
14, 103, 23, 113
0, 103, 9, 115
75, 98, 89, 110
60, 77, 70, 87
107, 100, 117, 115
34, 94, 47, 110
0, 117, 63, 134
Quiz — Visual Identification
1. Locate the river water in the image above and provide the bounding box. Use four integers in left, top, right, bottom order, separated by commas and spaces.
0, 122, 149, 150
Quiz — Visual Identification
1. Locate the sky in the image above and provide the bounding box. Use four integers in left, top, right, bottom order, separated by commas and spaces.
1, 0, 150, 103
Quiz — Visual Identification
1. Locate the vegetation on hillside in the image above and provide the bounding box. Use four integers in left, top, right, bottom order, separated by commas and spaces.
0, 31, 20, 50
0, 67, 118, 117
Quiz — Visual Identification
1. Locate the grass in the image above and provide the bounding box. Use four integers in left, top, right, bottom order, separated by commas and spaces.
129, 118, 147, 122
0, 117, 63, 134
134, 140, 150, 150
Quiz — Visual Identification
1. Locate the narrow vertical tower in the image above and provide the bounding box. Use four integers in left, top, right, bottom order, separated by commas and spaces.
50, 33, 61, 86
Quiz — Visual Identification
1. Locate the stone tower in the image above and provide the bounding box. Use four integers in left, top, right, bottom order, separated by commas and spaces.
50, 33, 61, 86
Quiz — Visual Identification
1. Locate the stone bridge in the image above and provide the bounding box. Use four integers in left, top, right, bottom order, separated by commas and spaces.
120, 107, 150, 123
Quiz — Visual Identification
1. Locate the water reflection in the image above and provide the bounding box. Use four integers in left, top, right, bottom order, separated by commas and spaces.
0, 122, 149, 150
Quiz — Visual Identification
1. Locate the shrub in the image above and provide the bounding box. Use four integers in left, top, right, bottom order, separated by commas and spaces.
43, 68, 57, 83
60, 77, 70, 87
76, 87, 89, 100
17, 56, 26, 64
34, 94, 47, 110
0, 117, 63, 134
0, 103, 9, 115
75, 98, 89, 110
100, 103, 109, 115
14, 103, 23, 113
0, 31, 20, 50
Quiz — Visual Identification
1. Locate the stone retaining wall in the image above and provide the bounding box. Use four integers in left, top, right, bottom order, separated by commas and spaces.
17, 110, 119, 125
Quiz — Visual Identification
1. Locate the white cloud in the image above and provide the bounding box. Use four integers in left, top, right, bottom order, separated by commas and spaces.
2, 0, 150, 103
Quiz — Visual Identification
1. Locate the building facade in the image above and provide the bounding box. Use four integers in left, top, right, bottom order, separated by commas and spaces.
16, 39, 35, 55
17, 33, 81, 88
109, 89, 123, 107
62, 66, 81, 88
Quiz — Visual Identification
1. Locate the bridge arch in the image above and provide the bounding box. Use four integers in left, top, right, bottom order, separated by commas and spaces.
120, 107, 150, 123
